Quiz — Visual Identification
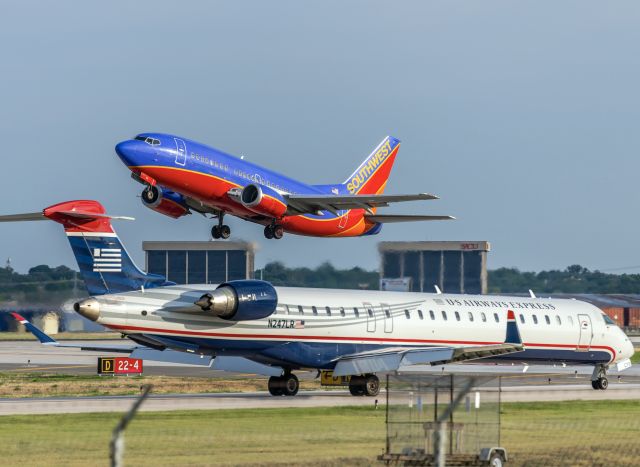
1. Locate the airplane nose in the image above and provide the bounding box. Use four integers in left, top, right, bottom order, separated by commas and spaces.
74, 298, 100, 322
115, 140, 141, 167
624, 338, 635, 361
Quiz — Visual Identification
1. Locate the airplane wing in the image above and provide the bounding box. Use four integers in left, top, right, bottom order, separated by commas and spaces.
284, 193, 439, 216
331, 343, 524, 377
365, 214, 455, 223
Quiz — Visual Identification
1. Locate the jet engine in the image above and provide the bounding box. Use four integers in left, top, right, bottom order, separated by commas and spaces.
194, 280, 278, 321
239, 183, 287, 218
141, 186, 189, 219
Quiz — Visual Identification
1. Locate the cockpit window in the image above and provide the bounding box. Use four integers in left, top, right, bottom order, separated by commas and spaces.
602, 314, 616, 326
134, 135, 161, 146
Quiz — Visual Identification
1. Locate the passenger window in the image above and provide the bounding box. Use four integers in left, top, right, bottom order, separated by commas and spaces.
468, 312, 474, 322
545, 315, 551, 325
385, 310, 391, 318
367, 309, 373, 317
568, 315, 574, 326
298, 305, 304, 315
325, 306, 331, 316
418, 310, 424, 320
481, 312, 487, 322
454, 311, 461, 321
533, 315, 538, 324
429, 310, 435, 320
312, 306, 318, 316
493, 313, 499, 323
405, 310, 410, 319
284, 305, 290, 315
354, 307, 360, 317
339, 307, 345, 317
519, 314, 525, 324
556, 315, 561, 325
442, 310, 448, 321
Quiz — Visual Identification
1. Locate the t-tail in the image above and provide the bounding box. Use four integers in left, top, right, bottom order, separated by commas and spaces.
0, 200, 172, 296
343, 136, 401, 195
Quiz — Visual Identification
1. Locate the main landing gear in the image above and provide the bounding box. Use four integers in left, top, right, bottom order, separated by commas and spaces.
349, 374, 380, 397
211, 212, 231, 240
263, 223, 284, 240
591, 364, 609, 390
268, 372, 299, 396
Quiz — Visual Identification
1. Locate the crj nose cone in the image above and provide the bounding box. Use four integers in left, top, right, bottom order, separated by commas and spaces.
74, 298, 100, 322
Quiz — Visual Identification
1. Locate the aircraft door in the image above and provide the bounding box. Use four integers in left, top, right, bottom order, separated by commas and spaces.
382, 303, 393, 333
174, 138, 187, 166
577, 314, 593, 351
364, 302, 376, 332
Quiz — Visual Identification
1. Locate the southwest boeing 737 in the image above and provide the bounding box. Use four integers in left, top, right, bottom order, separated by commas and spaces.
2, 201, 634, 396
115, 134, 453, 239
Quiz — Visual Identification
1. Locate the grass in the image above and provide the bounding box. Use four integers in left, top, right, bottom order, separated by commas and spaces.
0, 331, 120, 340
0, 372, 328, 398
631, 348, 640, 364
1, 401, 639, 466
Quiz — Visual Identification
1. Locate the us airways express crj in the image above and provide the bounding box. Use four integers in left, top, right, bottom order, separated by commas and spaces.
3, 200, 633, 396
115, 134, 453, 239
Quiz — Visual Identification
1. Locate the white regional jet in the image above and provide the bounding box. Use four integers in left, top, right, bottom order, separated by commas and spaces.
2, 200, 634, 396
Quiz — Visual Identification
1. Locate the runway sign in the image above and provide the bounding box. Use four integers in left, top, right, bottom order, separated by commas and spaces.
97, 357, 143, 375
320, 370, 350, 386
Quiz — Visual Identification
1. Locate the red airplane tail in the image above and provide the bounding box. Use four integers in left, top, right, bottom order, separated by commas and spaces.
343, 136, 401, 195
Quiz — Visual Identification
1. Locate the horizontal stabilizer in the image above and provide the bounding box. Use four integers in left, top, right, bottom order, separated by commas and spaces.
0, 212, 46, 222
0, 210, 134, 223
365, 214, 455, 223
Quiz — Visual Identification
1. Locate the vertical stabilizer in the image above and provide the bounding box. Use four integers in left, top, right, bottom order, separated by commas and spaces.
343, 136, 401, 195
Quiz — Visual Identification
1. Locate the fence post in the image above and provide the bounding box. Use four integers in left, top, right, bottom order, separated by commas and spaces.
110, 384, 152, 467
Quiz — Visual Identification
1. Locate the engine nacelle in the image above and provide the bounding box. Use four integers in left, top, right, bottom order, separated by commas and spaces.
141, 186, 189, 219
194, 280, 278, 321
239, 183, 287, 218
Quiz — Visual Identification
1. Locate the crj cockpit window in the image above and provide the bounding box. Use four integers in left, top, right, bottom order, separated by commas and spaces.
135, 135, 161, 146
602, 314, 616, 325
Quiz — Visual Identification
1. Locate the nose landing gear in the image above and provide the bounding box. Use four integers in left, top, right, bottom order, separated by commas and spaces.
591, 364, 609, 390
211, 212, 231, 240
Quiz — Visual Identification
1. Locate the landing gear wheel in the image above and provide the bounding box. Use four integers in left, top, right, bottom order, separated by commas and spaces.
142, 186, 159, 204
488, 452, 505, 467
591, 380, 599, 390
264, 225, 274, 239
219, 225, 231, 239
364, 374, 380, 396
598, 377, 609, 390
283, 374, 299, 396
273, 225, 284, 240
268, 376, 284, 396
348, 375, 366, 396
211, 225, 221, 239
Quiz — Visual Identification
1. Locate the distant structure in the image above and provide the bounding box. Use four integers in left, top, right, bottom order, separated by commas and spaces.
143, 241, 255, 285
378, 241, 490, 294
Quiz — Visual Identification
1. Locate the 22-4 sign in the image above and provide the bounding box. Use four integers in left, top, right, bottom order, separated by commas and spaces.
97, 357, 143, 375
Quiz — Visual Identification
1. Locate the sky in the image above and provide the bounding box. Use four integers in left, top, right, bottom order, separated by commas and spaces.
1, 1, 639, 274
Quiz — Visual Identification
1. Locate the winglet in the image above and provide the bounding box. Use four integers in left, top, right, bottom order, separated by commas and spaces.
10, 312, 58, 345
505, 310, 523, 346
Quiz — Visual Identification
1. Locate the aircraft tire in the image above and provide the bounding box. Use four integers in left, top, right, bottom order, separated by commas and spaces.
264, 225, 274, 239
364, 374, 380, 397
273, 225, 284, 240
283, 374, 299, 396
591, 380, 599, 390
143, 186, 159, 204
220, 225, 231, 239
268, 376, 284, 396
211, 225, 221, 239
598, 377, 609, 390
349, 376, 366, 396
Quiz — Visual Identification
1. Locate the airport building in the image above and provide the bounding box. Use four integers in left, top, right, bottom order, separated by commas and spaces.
378, 241, 490, 294
143, 241, 256, 285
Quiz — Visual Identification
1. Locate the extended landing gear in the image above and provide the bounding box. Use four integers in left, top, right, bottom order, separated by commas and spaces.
268, 373, 299, 396
211, 213, 231, 240
349, 374, 380, 397
591, 364, 609, 390
263, 223, 284, 240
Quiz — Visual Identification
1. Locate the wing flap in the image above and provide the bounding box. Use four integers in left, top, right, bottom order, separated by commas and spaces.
285, 193, 438, 215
